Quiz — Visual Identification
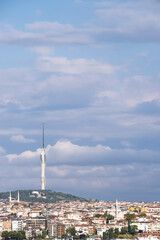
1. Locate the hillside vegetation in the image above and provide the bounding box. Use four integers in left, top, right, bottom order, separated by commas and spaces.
0, 190, 88, 203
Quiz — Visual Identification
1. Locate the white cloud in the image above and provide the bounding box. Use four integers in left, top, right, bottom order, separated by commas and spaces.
10, 135, 36, 143
36, 57, 117, 75
0, 139, 160, 200
96, 0, 160, 28
31, 46, 54, 56
0, 22, 90, 46
95, 74, 160, 110
77, 166, 105, 175
7, 154, 19, 163
48, 166, 69, 177
6, 148, 40, 164
4, 139, 159, 167
97, 90, 118, 100
0, 56, 119, 111
0, 67, 40, 109
0, 146, 6, 154
1, 1, 160, 49
26, 21, 76, 32
94, 0, 160, 43
121, 140, 133, 148
0, 128, 40, 136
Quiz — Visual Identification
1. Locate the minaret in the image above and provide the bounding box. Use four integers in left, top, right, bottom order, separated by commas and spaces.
9, 191, 12, 203
115, 199, 118, 220
17, 191, 20, 203
40, 122, 46, 190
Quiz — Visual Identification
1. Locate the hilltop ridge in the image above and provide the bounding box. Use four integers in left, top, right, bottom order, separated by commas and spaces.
0, 190, 89, 203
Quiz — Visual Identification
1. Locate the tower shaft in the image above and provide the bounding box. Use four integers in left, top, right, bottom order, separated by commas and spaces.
40, 123, 46, 190
41, 149, 46, 190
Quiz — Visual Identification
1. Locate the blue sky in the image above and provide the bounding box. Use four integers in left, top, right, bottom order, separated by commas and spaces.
0, 0, 160, 202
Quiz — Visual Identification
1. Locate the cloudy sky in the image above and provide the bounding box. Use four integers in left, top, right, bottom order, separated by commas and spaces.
0, 0, 160, 202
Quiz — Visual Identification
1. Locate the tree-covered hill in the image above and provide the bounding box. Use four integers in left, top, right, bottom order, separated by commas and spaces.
0, 190, 88, 203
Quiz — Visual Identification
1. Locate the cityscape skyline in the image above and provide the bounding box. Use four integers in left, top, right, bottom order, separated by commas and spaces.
0, 0, 160, 202
0, 192, 160, 239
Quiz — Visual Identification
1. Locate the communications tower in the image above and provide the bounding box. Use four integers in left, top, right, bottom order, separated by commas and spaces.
40, 122, 46, 190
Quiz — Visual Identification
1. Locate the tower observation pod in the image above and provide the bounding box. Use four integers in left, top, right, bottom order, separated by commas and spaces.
40, 122, 46, 190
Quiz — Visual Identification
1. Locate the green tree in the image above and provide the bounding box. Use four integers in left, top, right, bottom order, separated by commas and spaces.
66, 227, 76, 236
42, 230, 47, 239
139, 213, 146, 218
125, 213, 136, 222
94, 214, 102, 218
2, 231, 25, 240
19, 230, 25, 237
103, 228, 118, 239
103, 231, 108, 239
125, 213, 136, 233
2, 231, 10, 240
129, 225, 138, 236
23, 203, 28, 208
12, 231, 25, 240
62, 233, 67, 238
109, 228, 116, 238
133, 209, 138, 213
106, 214, 114, 223
120, 227, 128, 234
115, 228, 119, 235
